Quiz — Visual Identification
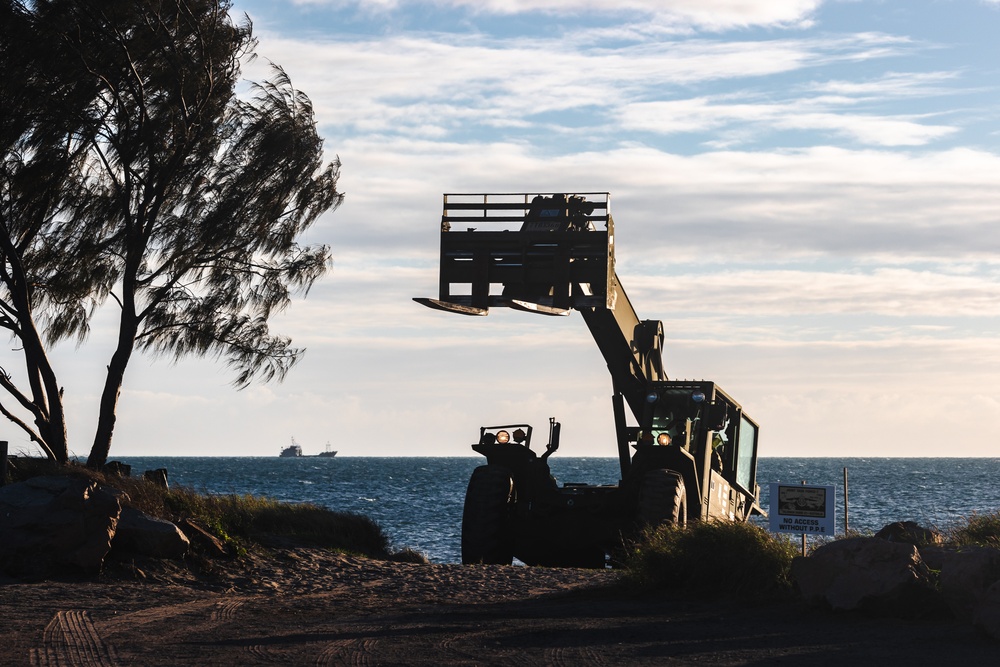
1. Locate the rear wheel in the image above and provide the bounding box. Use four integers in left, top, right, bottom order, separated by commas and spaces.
461, 465, 515, 564
637, 469, 687, 528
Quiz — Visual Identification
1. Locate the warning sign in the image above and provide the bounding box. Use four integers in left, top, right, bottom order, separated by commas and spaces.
768, 484, 835, 535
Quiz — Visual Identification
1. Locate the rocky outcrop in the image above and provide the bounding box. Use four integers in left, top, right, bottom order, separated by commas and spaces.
0, 476, 121, 576
790, 536, 937, 615
0, 474, 202, 578
112, 507, 190, 559
923, 545, 1000, 621
792, 524, 1000, 640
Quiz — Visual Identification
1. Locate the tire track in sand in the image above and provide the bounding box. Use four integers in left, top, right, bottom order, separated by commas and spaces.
210, 598, 246, 623
545, 645, 610, 667
437, 628, 505, 664
30, 610, 120, 667
315, 625, 379, 667
210, 598, 284, 663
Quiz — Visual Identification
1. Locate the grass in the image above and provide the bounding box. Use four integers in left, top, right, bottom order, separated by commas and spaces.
946, 511, 1000, 549
5, 457, 409, 561
159, 488, 391, 557
621, 511, 1000, 604
623, 520, 800, 601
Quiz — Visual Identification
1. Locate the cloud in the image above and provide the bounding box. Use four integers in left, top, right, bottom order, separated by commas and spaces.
618, 97, 957, 146
289, 0, 823, 31
628, 268, 1000, 319
244, 30, 924, 146
315, 137, 1000, 262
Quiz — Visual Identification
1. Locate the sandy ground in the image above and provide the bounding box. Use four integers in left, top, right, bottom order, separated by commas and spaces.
2, 549, 998, 666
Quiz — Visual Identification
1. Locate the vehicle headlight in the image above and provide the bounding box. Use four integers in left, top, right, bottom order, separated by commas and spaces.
691, 390, 706, 403
513, 428, 526, 443
657, 433, 672, 446
496, 430, 511, 444
646, 391, 659, 404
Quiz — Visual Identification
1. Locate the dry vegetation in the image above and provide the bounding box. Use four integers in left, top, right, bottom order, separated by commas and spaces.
623, 521, 800, 600
5, 457, 418, 563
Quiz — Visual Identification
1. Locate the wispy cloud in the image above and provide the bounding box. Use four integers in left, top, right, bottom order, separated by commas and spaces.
316, 138, 1000, 263
629, 268, 1000, 319
247, 31, 928, 147
289, 0, 823, 31
619, 97, 957, 146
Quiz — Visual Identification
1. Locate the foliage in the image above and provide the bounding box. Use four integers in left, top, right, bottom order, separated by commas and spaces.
160, 489, 390, 557
947, 511, 1000, 549
7, 459, 393, 558
623, 520, 799, 601
0, 0, 342, 467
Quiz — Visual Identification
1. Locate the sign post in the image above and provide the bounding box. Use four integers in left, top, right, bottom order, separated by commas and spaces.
768, 483, 836, 555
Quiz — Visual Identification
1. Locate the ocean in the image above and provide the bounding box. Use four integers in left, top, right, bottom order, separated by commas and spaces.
113, 456, 1000, 564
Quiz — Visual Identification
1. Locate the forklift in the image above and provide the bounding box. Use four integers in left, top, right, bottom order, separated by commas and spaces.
416, 193, 764, 567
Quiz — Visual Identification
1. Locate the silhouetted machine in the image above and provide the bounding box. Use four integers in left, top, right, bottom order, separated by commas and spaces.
415, 193, 764, 567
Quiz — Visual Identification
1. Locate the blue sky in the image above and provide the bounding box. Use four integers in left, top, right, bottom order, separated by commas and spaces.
25, 0, 1000, 459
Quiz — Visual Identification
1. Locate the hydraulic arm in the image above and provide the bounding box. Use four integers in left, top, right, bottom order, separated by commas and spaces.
414, 192, 666, 475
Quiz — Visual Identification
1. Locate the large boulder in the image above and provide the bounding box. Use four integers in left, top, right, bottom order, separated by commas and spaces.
926, 546, 1000, 622
111, 507, 190, 559
790, 536, 937, 615
974, 580, 1000, 640
874, 521, 943, 548
0, 476, 121, 576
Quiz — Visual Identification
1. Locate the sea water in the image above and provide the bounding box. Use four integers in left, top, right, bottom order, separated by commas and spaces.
115, 456, 1000, 564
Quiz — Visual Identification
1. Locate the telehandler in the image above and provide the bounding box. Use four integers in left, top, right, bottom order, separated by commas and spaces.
415, 193, 764, 567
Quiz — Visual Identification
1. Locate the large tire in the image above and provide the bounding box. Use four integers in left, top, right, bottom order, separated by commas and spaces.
461, 465, 515, 564
637, 469, 687, 528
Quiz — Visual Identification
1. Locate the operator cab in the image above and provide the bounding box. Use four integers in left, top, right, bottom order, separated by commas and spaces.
638, 381, 760, 507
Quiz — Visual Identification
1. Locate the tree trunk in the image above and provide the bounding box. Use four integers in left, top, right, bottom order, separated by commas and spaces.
0, 229, 70, 463
23, 339, 69, 463
87, 315, 138, 469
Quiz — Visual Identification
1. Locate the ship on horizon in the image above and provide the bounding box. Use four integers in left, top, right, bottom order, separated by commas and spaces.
280, 438, 336, 458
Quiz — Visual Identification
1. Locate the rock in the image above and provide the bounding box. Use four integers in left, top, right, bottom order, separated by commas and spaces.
930, 546, 1000, 621
102, 461, 132, 478
0, 475, 121, 576
974, 580, 1000, 640
112, 507, 190, 559
143, 468, 169, 489
177, 518, 228, 557
874, 521, 943, 547
790, 536, 938, 615
916, 545, 950, 572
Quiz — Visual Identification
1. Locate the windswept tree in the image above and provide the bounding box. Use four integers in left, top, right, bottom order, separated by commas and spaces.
0, 0, 102, 462
0, 0, 342, 467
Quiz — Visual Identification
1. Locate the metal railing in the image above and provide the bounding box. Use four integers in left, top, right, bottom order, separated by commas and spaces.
441, 192, 611, 227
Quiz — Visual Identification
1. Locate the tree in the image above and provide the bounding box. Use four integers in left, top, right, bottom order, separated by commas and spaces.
0, 0, 342, 467
0, 0, 100, 462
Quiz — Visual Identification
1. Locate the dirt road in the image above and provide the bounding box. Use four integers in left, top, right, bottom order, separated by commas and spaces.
2, 550, 996, 666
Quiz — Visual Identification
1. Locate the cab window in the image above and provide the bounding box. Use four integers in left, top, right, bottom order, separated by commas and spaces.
735, 414, 757, 491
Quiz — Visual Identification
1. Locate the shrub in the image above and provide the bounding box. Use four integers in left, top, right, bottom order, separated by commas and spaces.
948, 511, 1000, 548
159, 488, 392, 557
623, 520, 799, 601
4, 459, 392, 559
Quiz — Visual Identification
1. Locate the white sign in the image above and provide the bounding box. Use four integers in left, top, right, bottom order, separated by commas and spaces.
768, 484, 836, 535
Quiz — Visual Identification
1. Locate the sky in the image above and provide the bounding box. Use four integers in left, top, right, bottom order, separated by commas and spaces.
20, 0, 1000, 459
